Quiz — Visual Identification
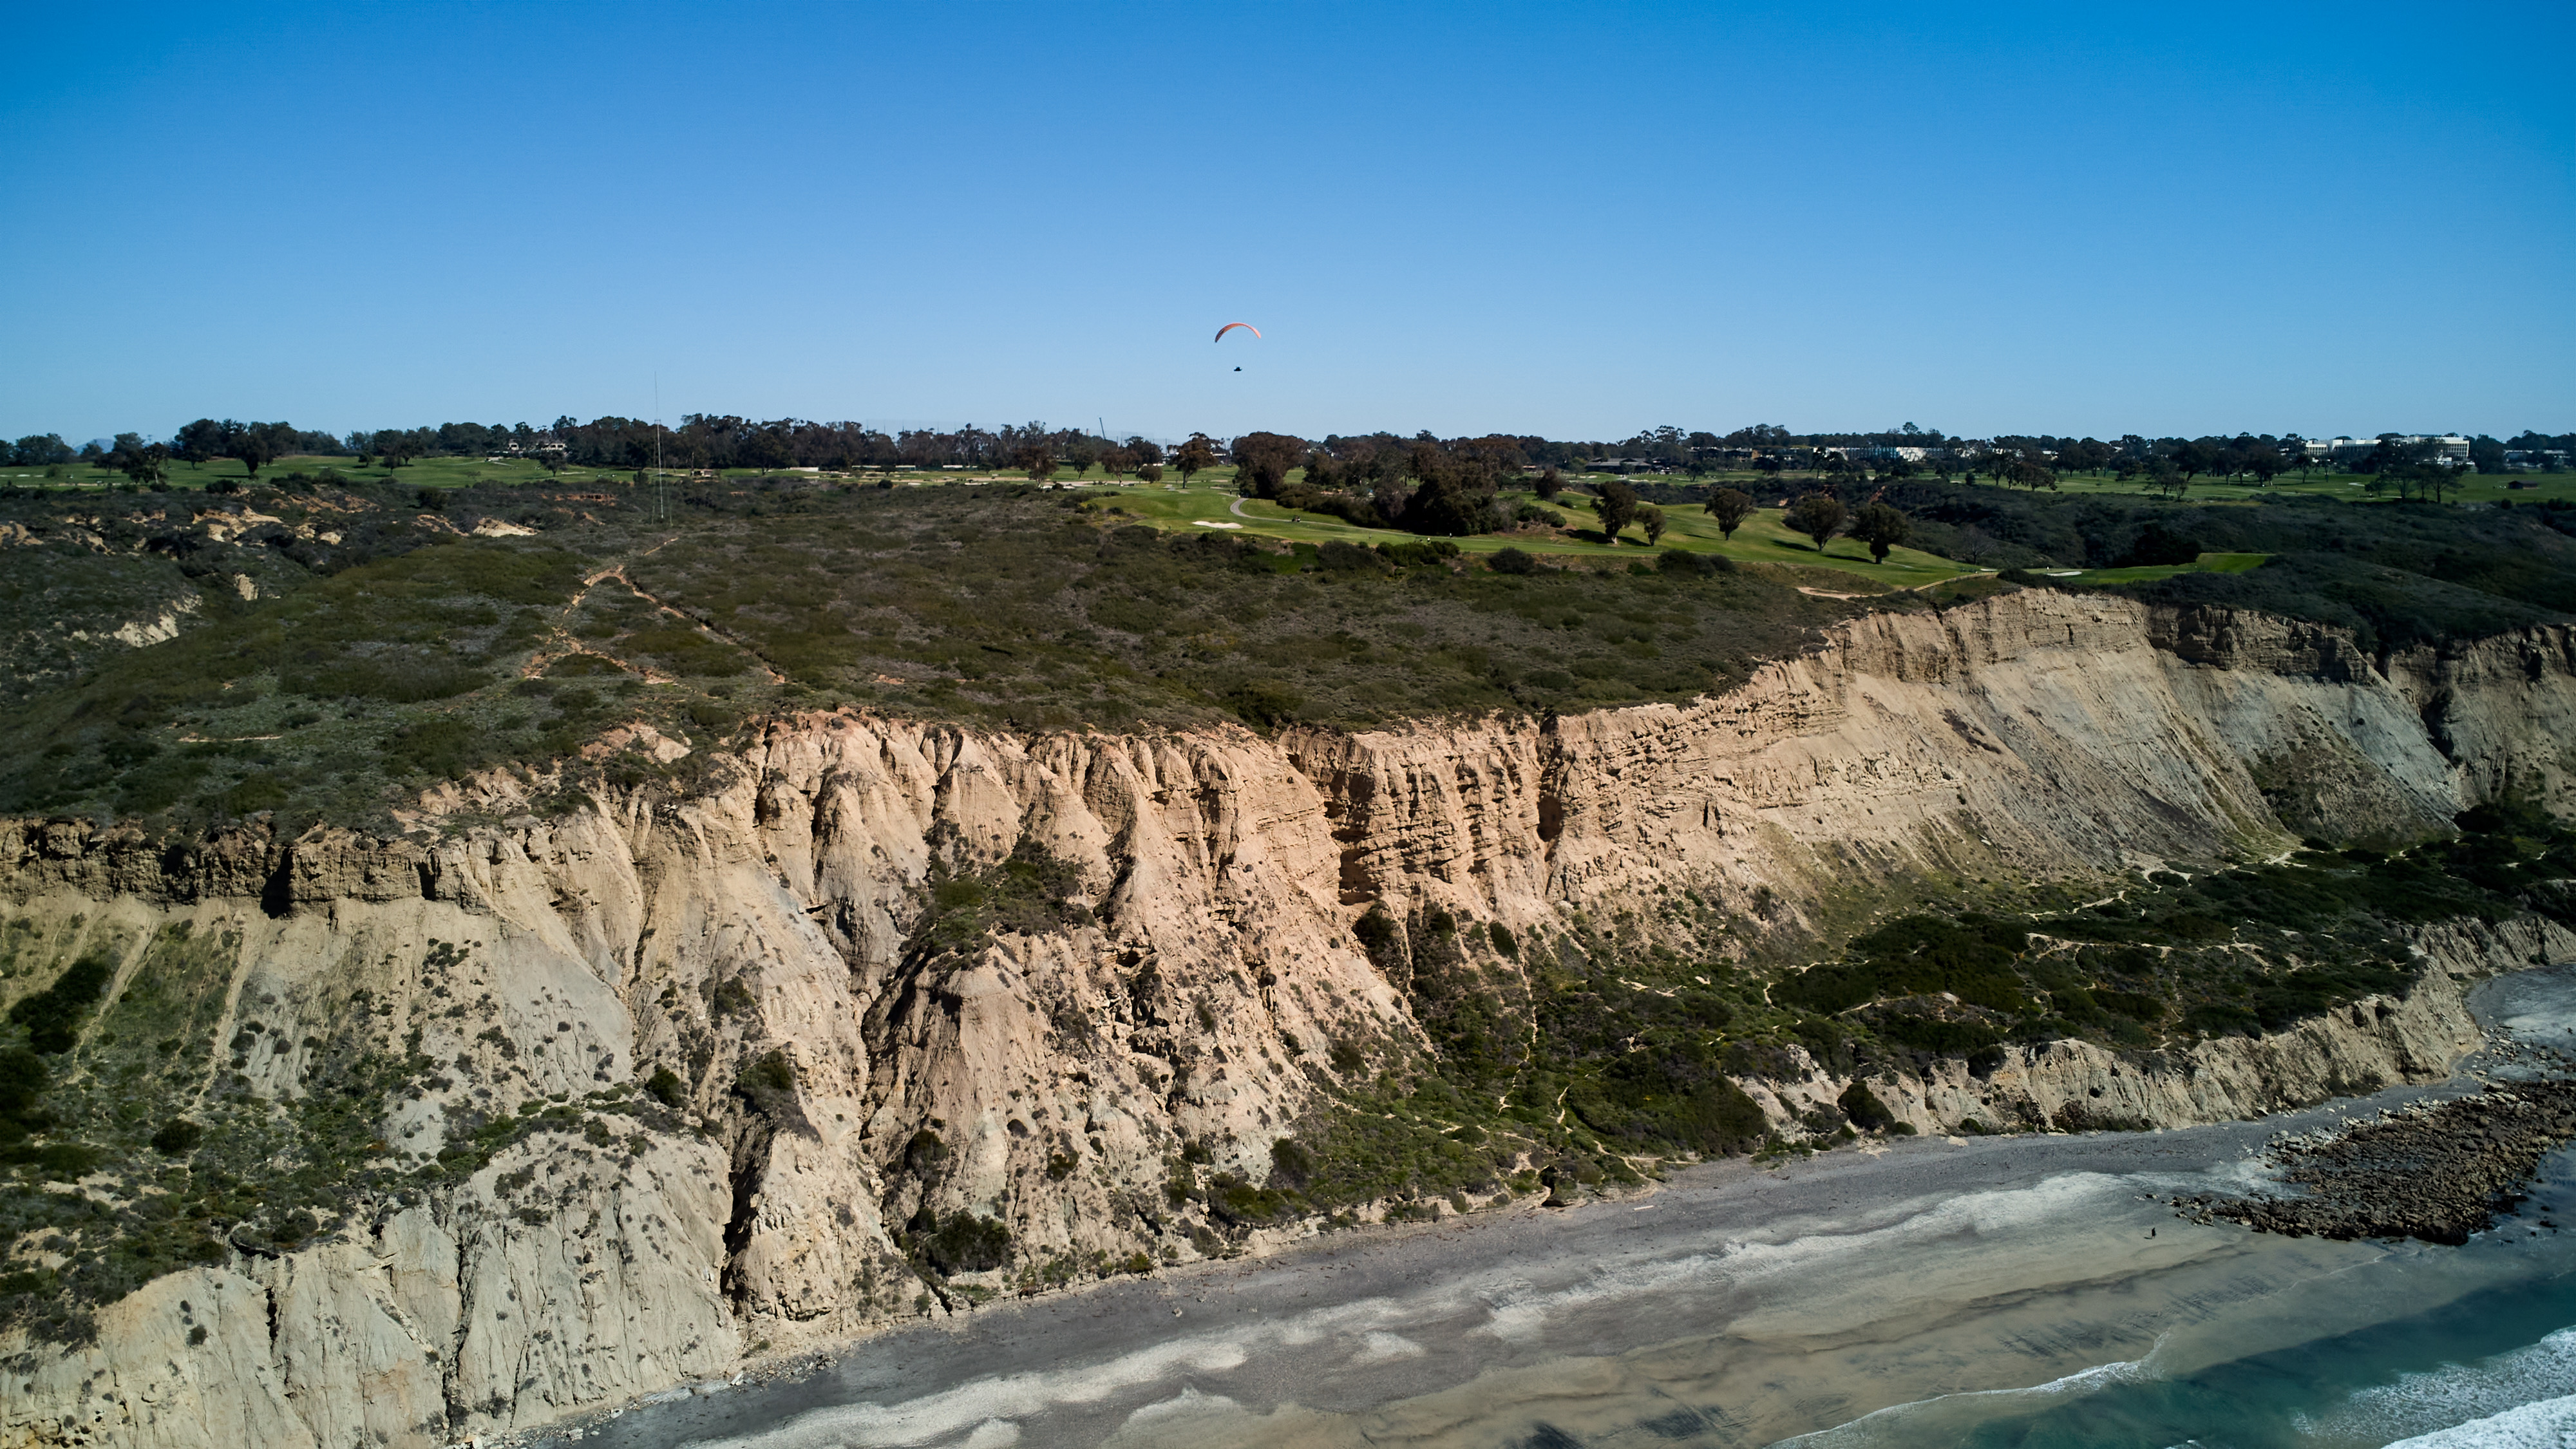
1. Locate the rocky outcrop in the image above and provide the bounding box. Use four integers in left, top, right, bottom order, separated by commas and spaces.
4, 590, 2573, 1448
2179, 1077, 2576, 1244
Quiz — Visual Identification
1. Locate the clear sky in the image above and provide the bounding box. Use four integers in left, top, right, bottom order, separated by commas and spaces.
4, 2, 2568, 445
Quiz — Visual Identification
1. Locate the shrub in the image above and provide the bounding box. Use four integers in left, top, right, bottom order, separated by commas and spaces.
741, 1049, 795, 1096
1352, 909, 1405, 974
1268, 1138, 1315, 1189
1227, 678, 1303, 728
148, 1119, 204, 1155
1658, 549, 1733, 578
1487, 547, 1539, 574
1378, 540, 1460, 568
1317, 540, 1391, 573
922, 1211, 1011, 1274
2118, 523, 2204, 567
643, 1066, 687, 1108
1837, 1081, 1896, 1132
8, 955, 113, 1054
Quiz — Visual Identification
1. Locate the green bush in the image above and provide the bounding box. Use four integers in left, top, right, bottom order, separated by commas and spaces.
1837, 1081, 1896, 1132
9, 955, 113, 1054
920, 1211, 1010, 1273
1268, 1138, 1315, 1189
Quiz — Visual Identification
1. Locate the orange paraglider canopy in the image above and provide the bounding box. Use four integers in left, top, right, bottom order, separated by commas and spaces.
1213, 322, 1262, 343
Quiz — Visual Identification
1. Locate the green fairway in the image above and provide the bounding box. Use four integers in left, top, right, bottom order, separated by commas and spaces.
1088, 471, 1976, 588
2035, 551, 2270, 585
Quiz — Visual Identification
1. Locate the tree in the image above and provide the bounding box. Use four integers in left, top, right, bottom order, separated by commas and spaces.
1594, 478, 1640, 543
1135, 463, 1164, 484
1060, 434, 1102, 478
1708, 487, 1754, 540
1400, 443, 1503, 536
107, 435, 168, 488
224, 421, 278, 481
1785, 492, 1846, 552
1639, 504, 1667, 547
10, 433, 72, 466
173, 419, 227, 465
1100, 446, 1133, 481
1175, 433, 1217, 486
1015, 441, 1058, 482
1232, 431, 1304, 499
2003, 457, 2056, 492
1125, 437, 1165, 468
1535, 465, 1564, 499
1847, 500, 1910, 563
2243, 443, 2285, 486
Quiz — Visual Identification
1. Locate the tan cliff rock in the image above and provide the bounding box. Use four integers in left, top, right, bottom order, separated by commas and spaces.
3, 589, 2574, 1448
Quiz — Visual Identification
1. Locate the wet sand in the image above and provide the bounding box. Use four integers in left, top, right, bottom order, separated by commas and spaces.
574, 966, 2576, 1449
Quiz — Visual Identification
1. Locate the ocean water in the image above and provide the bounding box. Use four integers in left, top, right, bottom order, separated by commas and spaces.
601, 967, 2576, 1449
1768, 967, 2576, 1449
1771, 1160, 2576, 1448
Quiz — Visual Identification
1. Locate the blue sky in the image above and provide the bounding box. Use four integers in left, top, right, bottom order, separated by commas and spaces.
3, 2, 2568, 444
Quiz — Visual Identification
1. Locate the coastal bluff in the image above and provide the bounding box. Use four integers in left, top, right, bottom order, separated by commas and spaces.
5, 587, 2573, 1448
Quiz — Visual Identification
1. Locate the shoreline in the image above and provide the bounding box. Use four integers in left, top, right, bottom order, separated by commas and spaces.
554, 966, 2576, 1449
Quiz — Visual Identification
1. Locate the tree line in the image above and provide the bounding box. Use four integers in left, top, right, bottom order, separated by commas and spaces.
12, 415, 2566, 493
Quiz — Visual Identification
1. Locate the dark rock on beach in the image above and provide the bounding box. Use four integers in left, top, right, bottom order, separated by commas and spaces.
2172, 1079, 2576, 1245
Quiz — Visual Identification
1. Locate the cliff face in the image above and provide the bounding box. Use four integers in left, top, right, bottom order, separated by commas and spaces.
5, 590, 2573, 1448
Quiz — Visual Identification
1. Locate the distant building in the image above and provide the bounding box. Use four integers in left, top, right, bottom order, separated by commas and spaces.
2303, 435, 2470, 464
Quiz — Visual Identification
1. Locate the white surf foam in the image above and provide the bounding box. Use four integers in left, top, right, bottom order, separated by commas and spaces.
2381, 1392, 2576, 1447
2300, 1325, 2576, 1447
683, 1332, 1251, 1448
1477, 1170, 2132, 1343
1351, 1331, 1426, 1363
1763, 1350, 2161, 1446
1116, 1386, 1245, 1430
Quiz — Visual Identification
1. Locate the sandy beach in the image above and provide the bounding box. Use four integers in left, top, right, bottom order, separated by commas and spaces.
573, 967, 2576, 1449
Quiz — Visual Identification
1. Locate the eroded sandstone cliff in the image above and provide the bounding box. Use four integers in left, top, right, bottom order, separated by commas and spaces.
4, 589, 2573, 1448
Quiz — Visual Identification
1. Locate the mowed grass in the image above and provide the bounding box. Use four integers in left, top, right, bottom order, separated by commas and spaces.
2040, 546, 2267, 580
1095, 469, 1978, 589
2043, 551, 2269, 586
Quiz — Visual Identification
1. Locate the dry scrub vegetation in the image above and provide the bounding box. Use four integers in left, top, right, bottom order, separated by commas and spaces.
0, 479, 1891, 831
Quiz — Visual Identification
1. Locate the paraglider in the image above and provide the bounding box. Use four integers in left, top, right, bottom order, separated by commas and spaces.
1213, 322, 1260, 343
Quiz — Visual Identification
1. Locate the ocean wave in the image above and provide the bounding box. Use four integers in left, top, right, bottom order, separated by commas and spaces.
2299, 1325, 2576, 1447
679, 1332, 1254, 1448
2380, 1391, 2576, 1447
1762, 1348, 2163, 1447
1478, 1170, 2136, 1343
